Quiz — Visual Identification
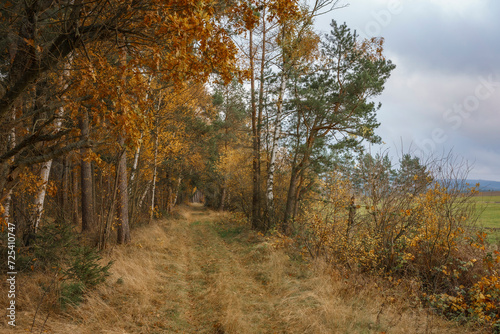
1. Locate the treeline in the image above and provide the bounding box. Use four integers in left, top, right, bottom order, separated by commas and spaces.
0, 0, 243, 246
202, 17, 395, 235
0, 0, 395, 246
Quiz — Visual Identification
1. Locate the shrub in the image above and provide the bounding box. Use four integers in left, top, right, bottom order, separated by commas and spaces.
63, 245, 112, 289
57, 245, 112, 308
31, 219, 75, 270
59, 282, 86, 309
297, 152, 500, 329
23, 219, 112, 309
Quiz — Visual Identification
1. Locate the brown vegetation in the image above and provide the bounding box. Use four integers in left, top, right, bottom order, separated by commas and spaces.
0, 2, 494, 333
0, 205, 485, 333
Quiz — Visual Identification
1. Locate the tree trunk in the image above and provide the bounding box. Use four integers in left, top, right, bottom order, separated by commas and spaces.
32, 106, 64, 232
129, 133, 142, 186
61, 155, 70, 215
116, 46, 130, 243
139, 180, 151, 209
32, 160, 53, 232
283, 166, 300, 234
171, 175, 182, 210
167, 177, 172, 213
283, 153, 312, 234
99, 152, 120, 250
256, 12, 267, 230
266, 64, 286, 225
250, 29, 262, 231
72, 160, 80, 225
219, 181, 227, 211
293, 175, 305, 220
282, 127, 316, 234
117, 135, 130, 244
3, 109, 16, 226
31, 58, 71, 231
80, 109, 93, 232
149, 119, 159, 223
128, 135, 142, 224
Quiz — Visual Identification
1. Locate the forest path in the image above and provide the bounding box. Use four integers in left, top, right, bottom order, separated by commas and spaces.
159, 204, 291, 333
9, 204, 477, 334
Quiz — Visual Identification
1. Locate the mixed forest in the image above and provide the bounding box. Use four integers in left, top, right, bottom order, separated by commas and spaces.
1, 0, 500, 332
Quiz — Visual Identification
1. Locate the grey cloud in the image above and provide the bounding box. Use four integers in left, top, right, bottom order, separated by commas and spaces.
314, 0, 500, 180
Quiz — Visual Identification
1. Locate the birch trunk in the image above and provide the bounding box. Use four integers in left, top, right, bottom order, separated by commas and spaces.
32, 160, 53, 232
127, 134, 142, 224
138, 180, 152, 209
256, 12, 267, 230
129, 75, 151, 187
149, 118, 159, 223
129, 75, 152, 191
250, 29, 261, 230
266, 70, 285, 222
171, 175, 182, 210
99, 153, 120, 250
129, 132, 142, 186
32, 56, 72, 231
32, 106, 64, 232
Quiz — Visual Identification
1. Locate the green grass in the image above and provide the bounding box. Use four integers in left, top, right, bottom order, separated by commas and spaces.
215, 225, 244, 240
472, 195, 500, 242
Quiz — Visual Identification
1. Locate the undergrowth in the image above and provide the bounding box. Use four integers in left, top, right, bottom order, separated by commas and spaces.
286, 159, 500, 332
20, 218, 111, 310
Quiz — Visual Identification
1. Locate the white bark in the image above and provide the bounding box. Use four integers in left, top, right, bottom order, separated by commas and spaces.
171, 175, 182, 210
266, 70, 286, 212
32, 160, 53, 232
32, 56, 72, 230
130, 138, 142, 183
138, 180, 152, 209
32, 107, 64, 231
130, 75, 152, 186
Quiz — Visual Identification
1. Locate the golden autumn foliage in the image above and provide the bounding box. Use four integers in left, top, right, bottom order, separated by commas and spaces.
1, 2, 496, 333
290, 164, 500, 330
0, 0, 256, 205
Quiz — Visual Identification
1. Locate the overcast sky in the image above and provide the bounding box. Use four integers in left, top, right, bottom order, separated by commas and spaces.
314, 0, 500, 181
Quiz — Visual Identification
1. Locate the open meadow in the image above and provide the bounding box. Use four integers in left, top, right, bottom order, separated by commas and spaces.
473, 192, 500, 242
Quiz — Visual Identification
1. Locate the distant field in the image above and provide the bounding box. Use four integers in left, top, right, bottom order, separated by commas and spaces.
476, 191, 500, 197
473, 192, 500, 242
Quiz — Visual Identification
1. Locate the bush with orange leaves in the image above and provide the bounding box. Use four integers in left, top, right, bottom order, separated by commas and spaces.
297, 153, 500, 330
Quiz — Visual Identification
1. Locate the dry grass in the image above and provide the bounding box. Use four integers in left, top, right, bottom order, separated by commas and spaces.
0, 204, 488, 333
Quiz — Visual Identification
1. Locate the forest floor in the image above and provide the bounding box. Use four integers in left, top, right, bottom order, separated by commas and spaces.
1, 204, 486, 333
